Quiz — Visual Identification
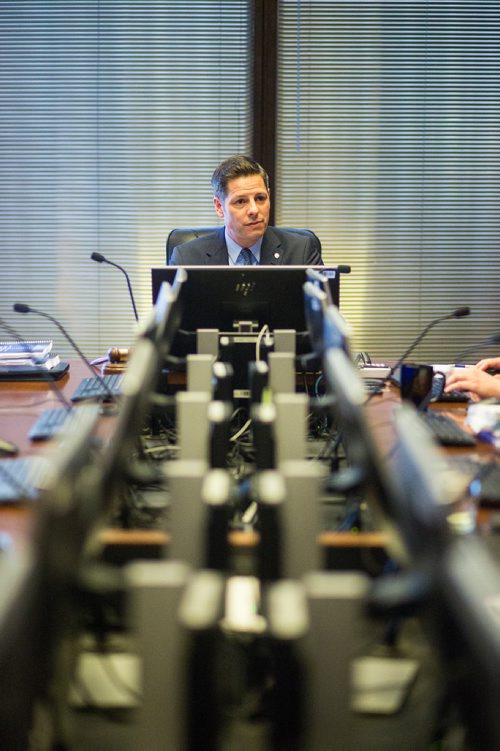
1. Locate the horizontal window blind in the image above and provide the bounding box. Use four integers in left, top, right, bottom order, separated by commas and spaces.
0, 1, 250, 358
276, 1, 500, 362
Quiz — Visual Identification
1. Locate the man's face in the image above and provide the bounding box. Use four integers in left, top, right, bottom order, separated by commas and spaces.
214, 174, 270, 247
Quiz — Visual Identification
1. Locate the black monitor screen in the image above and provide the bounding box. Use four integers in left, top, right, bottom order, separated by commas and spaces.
140, 269, 187, 354
303, 281, 328, 356
322, 347, 406, 560
151, 266, 340, 335
0, 403, 101, 747
323, 305, 353, 358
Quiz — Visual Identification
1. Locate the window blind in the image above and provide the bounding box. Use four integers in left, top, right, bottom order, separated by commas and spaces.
0, 0, 250, 358
276, 1, 500, 362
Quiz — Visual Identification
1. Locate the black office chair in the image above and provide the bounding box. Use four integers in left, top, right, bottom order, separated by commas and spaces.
165, 226, 322, 264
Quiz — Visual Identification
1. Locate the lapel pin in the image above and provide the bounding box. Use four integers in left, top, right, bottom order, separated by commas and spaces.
274, 252, 280, 259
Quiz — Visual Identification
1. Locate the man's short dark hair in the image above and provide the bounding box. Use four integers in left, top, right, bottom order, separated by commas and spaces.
211, 155, 269, 200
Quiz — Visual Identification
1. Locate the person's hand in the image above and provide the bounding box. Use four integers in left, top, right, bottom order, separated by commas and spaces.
475, 356, 500, 373
445, 366, 500, 401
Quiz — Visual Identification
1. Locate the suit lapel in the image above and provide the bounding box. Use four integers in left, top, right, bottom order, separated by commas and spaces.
260, 227, 283, 265
206, 227, 229, 264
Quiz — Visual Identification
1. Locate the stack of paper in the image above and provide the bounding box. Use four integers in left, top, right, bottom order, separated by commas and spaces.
0, 340, 59, 370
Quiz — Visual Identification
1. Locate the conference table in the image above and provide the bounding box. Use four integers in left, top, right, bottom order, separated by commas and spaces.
2, 357, 500, 750
0, 358, 498, 566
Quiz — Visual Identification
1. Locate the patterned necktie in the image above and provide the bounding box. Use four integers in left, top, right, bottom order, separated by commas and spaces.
236, 247, 255, 265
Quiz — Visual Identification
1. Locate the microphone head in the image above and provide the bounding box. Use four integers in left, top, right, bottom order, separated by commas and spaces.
91, 252, 105, 263
13, 303, 31, 314
453, 306, 471, 318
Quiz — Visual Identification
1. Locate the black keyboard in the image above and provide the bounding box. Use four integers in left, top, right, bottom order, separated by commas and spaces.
0, 456, 50, 503
71, 373, 123, 402
435, 391, 470, 403
419, 410, 477, 447
431, 381, 469, 403
364, 378, 384, 395
28, 407, 73, 441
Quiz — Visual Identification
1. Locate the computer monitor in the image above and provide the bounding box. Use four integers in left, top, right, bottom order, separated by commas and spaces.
139, 280, 173, 343
0, 337, 164, 747
94, 337, 162, 518
151, 265, 340, 337
301, 283, 353, 376
390, 404, 469, 554
322, 348, 407, 561
0, 404, 101, 748
303, 281, 329, 357
436, 536, 500, 749
390, 405, 500, 748
323, 304, 353, 359
305, 267, 335, 306
140, 268, 187, 355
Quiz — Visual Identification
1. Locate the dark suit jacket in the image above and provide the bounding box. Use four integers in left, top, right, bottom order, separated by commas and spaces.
170, 226, 323, 266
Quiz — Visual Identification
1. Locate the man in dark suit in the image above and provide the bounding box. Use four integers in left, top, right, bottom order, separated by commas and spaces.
170, 155, 322, 266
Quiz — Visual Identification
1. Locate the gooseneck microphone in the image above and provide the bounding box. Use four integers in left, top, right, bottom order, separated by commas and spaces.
454, 332, 500, 362
364, 306, 471, 404
385, 306, 471, 384
90, 252, 139, 322
13, 303, 116, 402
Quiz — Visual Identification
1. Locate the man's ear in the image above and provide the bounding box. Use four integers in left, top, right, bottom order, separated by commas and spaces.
213, 196, 224, 218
